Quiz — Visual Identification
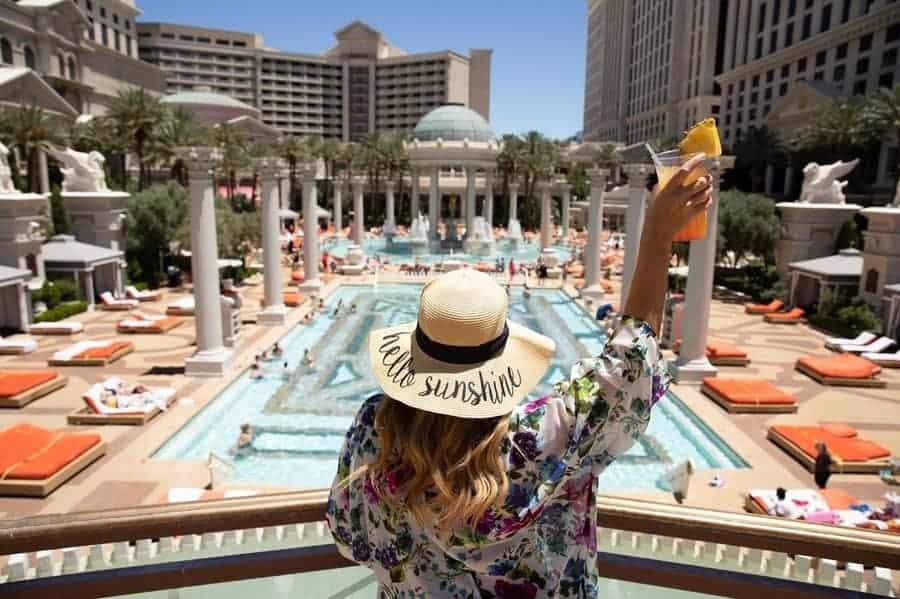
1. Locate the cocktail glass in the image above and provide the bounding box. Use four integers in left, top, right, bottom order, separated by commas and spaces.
646, 145, 711, 242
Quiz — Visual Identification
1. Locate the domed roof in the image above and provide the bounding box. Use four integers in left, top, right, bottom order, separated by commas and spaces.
163, 91, 256, 111
413, 104, 495, 143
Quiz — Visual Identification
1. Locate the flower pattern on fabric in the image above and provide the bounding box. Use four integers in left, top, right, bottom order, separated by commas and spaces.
326, 317, 667, 598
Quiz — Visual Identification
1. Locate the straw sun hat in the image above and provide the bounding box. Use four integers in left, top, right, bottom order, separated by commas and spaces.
368, 269, 556, 419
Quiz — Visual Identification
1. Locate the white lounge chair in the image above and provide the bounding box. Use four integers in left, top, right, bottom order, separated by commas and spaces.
28, 321, 84, 335
839, 336, 896, 355
0, 336, 38, 355
125, 286, 162, 302
166, 297, 195, 316
99, 291, 139, 311
68, 380, 177, 425
824, 331, 877, 350
862, 349, 900, 368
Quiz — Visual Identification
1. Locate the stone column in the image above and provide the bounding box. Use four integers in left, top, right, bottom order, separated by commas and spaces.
508, 183, 519, 224
582, 168, 609, 302
410, 168, 420, 221
672, 156, 736, 384
561, 185, 571, 239
181, 147, 231, 377
539, 182, 553, 250
352, 179, 365, 245
300, 170, 322, 294
465, 166, 476, 238
258, 161, 286, 326
429, 166, 440, 240
484, 172, 494, 232
38, 150, 50, 195
279, 176, 290, 211
84, 270, 96, 309
384, 180, 396, 234
621, 164, 653, 306
332, 182, 343, 235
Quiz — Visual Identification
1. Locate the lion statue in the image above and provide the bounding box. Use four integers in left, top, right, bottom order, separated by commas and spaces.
49, 147, 109, 193
0, 142, 18, 194
798, 159, 859, 205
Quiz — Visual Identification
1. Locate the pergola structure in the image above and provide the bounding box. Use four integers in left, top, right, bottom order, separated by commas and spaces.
404, 104, 501, 249
41, 234, 124, 308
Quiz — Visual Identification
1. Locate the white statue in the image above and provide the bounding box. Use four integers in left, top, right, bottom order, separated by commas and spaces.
893, 177, 900, 208
798, 159, 859, 205
0, 142, 18, 194
49, 147, 109, 193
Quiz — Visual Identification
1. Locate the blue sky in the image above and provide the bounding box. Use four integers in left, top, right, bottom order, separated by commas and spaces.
139, 1, 586, 139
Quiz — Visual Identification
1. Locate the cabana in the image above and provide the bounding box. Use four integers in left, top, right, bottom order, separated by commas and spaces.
41, 235, 124, 309
0, 265, 31, 333
787, 249, 862, 310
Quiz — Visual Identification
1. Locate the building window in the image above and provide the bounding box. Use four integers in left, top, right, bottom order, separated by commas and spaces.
856, 57, 869, 74
820, 3, 832, 32
859, 33, 873, 52
86, 0, 93, 10
102, 24, 108, 46
816, 50, 827, 66
888, 23, 900, 44
756, 36, 763, 59
885, 48, 898, 67
766, 69, 775, 82
836, 43, 848, 59
788, 0, 797, 17
785, 22, 794, 46
833, 64, 846, 80
853, 79, 867, 94
759, 2, 768, 32
67, 56, 76, 79
24, 46, 35, 69
814, 70, 824, 80
780, 81, 788, 95
100, 6, 105, 17
25, 254, 38, 277
798, 57, 807, 72
0, 39, 11, 64
114, 31, 121, 52
125, 20, 131, 30
841, 1, 851, 23
880, 72, 895, 89
865, 269, 879, 294
802, 14, 812, 39
781, 64, 790, 78
751, 91, 759, 103
773, 0, 782, 24
57, 54, 65, 76
771, 30, 778, 53
753, 74, 760, 87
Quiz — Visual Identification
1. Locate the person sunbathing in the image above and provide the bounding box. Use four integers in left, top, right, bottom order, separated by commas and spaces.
769, 487, 799, 518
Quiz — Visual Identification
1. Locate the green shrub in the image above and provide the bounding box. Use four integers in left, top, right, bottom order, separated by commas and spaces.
53, 279, 80, 302
35, 301, 88, 323
835, 301, 881, 332
49, 185, 71, 236
810, 296, 880, 337
713, 265, 782, 302
33, 281, 62, 309
133, 281, 149, 291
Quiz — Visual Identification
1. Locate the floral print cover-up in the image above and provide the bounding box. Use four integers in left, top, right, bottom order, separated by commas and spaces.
326, 317, 668, 598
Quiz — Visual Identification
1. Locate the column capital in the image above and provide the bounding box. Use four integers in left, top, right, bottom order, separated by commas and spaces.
351, 177, 366, 192
384, 180, 395, 191
256, 158, 287, 181
587, 168, 610, 185
177, 146, 221, 176
508, 181, 519, 193
623, 164, 653, 188
298, 166, 317, 184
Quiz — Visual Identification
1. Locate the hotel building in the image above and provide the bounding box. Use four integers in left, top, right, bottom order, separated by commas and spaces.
583, 0, 727, 144
137, 20, 492, 141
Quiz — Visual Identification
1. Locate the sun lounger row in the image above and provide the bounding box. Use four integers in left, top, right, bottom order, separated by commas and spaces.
117, 310, 183, 334
100, 291, 139, 311
166, 297, 194, 316
743, 300, 807, 323
768, 424, 891, 474
0, 370, 67, 408
795, 353, 885, 387
0, 335, 37, 355
0, 423, 105, 497
701, 378, 797, 413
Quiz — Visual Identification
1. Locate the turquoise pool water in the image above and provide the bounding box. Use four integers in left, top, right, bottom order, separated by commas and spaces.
154, 285, 745, 490
323, 237, 572, 265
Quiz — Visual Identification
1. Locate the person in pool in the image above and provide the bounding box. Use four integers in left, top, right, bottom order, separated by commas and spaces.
326, 153, 713, 598
236, 423, 254, 450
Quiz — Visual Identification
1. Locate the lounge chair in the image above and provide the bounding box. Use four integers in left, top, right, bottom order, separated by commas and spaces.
768, 424, 892, 474
705, 340, 751, 366
48, 340, 134, 367
744, 487, 857, 517
701, 378, 797, 413
824, 331, 878, 351
27, 321, 84, 336
795, 354, 885, 387
0, 423, 105, 497
166, 297, 195, 316
67, 380, 177, 426
284, 291, 305, 307
99, 291, 139, 311
862, 349, 900, 368
837, 336, 896, 355
290, 270, 305, 283
0, 336, 37, 355
125, 285, 163, 302
764, 307, 806, 324
745, 299, 784, 315
117, 315, 183, 334
0, 370, 67, 408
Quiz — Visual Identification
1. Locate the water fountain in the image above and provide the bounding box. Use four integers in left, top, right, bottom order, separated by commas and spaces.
463, 216, 495, 257
408, 211, 430, 256
507, 219, 523, 248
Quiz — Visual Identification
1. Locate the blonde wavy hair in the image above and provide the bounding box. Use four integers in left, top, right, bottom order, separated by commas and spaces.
357, 397, 510, 530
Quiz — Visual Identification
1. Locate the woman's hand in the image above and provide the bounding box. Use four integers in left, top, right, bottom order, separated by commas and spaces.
645, 153, 714, 242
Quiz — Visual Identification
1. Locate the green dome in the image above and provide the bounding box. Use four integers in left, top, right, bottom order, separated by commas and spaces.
413, 105, 495, 143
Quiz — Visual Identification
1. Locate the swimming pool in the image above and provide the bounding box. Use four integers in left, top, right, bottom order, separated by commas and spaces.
323, 237, 573, 265
154, 285, 746, 491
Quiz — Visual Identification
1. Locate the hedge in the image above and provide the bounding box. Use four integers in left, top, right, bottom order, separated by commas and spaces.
35, 301, 88, 323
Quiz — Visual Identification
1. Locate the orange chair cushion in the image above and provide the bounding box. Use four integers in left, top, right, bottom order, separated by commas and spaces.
75, 342, 131, 360
291, 271, 304, 282
820, 488, 858, 511
745, 299, 784, 314
475, 263, 494, 273
706, 341, 748, 359
797, 354, 881, 379
0, 371, 58, 399
703, 378, 794, 405
820, 423, 858, 438
766, 308, 805, 321
0, 423, 100, 480
283, 292, 304, 307
770, 425, 890, 462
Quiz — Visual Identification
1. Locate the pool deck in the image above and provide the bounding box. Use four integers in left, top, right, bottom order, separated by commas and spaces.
1, 262, 898, 523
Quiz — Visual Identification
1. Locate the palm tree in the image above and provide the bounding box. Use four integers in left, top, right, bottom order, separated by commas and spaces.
106, 88, 167, 190
862, 84, 900, 194
733, 126, 787, 193
149, 107, 208, 187
594, 143, 622, 182
279, 136, 313, 210
0, 104, 67, 193
796, 98, 870, 156
213, 122, 248, 202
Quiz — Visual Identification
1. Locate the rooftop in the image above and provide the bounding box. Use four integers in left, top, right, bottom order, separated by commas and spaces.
41, 235, 123, 266
413, 104, 496, 143
789, 248, 863, 279
0, 264, 29, 286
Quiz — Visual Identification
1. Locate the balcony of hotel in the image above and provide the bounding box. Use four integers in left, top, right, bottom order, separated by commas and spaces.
1, 492, 896, 598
